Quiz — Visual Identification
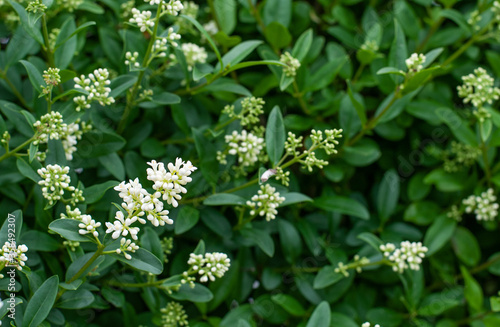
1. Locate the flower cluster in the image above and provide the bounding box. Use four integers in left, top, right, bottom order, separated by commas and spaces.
174, 43, 207, 71
116, 238, 140, 260
43, 67, 61, 86
442, 141, 480, 173
33, 113, 90, 160
217, 130, 266, 176
457, 67, 500, 108
334, 255, 370, 277
152, 38, 168, 58
26, 0, 47, 13
161, 302, 189, 327
129, 8, 155, 32
162, 0, 184, 16
146, 158, 197, 208
405, 53, 426, 73
165, 27, 181, 47
361, 39, 379, 52
280, 51, 300, 77
0, 242, 28, 270
468, 10, 482, 31
73, 68, 115, 111
37, 164, 82, 205
463, 188, 499, 221
106, 211, 141, 240
223, 97, 265, 127
380, 241, 428, 273
246, 184, 286, 221
125, 51, 140, 68
186, 252, 231, 283
78, 215, 101, 238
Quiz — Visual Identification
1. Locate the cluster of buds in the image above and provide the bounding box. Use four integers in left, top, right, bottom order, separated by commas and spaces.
442, 141, 480, 173
37, 164, 83, 205
161, 302, 189, 327
463, 188, 499, 221
280, 52, 301, 77
125, 51, 140, 69
334, 255, 370, 277
457, 67, 500, 109
223, 97, 265, 127
115, 238, 140, 260
186, 252, 231, 283
285, 129, 343, 172
161, 0, 184, 16
246, 184, 286, 221
58, 0, 83, 12
362, 323, 381, 327
0, 242, 28, 271
73, 68, 115, 111
26, 0, 47, 13
129, 8, 155, 33
361, 39, 379, 52
380, 241, 428, 273
405, 53, 426, 73
78, 215, 102, 238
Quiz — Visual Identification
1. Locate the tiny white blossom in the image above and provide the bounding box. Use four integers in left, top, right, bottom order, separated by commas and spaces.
380, 241, 428, 273
105, 211, 140, 240
405, 53, 426, 72
78, 215, 101, 238
246, 184, 286, 221
187, 252, 231, 282
37, 164, 76, 205
73, 68, 115, 111
463, 188, 499, 221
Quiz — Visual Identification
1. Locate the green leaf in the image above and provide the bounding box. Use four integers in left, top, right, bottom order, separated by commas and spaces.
314, 195, 370, 220
65, 251, 105, 282
20, 230, 60, 252
271, 294, 306, 317
330, 313, 358, 327
424, 215, 457, 256
452, 226, 481, 267
278, 219, 302, 264
192, 127, 218, 185
23, 275, 59, 327
46, 139, 67, 166
306, 301, 330, 327
56, 289, 94, 309
203, 193, 247, 206
438, 9, 471, 34
112, 248, 163, 274
404, 201, 440, 226
20, 60, 44, 94
98, 153, 125, 181
264, 22, 291, 49
216, 40, 263, 71
170, 283, 214, 302
343, 139, 381, 167
292, 28, 313, 62
376, 67, 406, 76
77, 1, 104, 14
262, 0, 292, 28
213, 0, 236, 35
180, 15, 223, 70
376, 169, 399, 224
303, 57, 346, 92
83, 180, 119, 204
223, 60, 286, 75
366, 308, 404, 327
491, 296, 500, 312
435, 107, 477, 146
388, 19, 408, 84
423, 47, 444, 68
347, 81, 367, 125
418, 287, 463, 316
54, 17, 77, 69
313, 265, 344, 289
0, 210, 23, 245
141, 227, 163, 262
200, 208, 233, 238
109, 75, 138, 98
102, 287, 125, 308
241, 227, 275, 257
357, 232, 384, 251
78, 132, 126, 158
460, 266, 483, 312
29, 142, 38, 163
423, 168, 466, 192
279, 192, 312, 207
266, 106, 285, 166
54, 21, 96, 49
175, 206, 200, 235
48, 219, 94, 242
202, 78, 252, 96
403, 67, 440, 94
16, 157, 41, 183
480, 119, 493, 142
8, 0, 44, 45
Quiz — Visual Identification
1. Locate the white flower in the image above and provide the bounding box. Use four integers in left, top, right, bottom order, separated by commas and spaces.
37, 164, 76, 205
129, 8, 155, 32
33, 112, 66, 145
78, 214, 101, 238
0, 242, 28, 270
362, 323, 381, 327
380, 241, 428, 273
457, 67, 500, 108
246, 184, 286, 221
463, 188, 499, 221
223, 130, 265, 167
73, 68, 115, 111
146, 158, 197, 207
405, 53, 426, 72
187, 252, 231, 282
125, 51, 140, 68
171, 43, 207, 71
105, 211, 140, 240
116, 237, 139, 260
162, 0, 183, 16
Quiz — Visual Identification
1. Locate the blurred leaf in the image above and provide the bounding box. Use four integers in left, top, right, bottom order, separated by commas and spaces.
175, 206, 200, 235
213, 0, 237, 35
315, 195, 369, 220
306, 301, 330, 327
266, 106, 285, 166
452, 227, 481, 267
170, 283, 214, 302
241, 227, 274, 257
376, 169, 400, 224
424, 215, 456, 256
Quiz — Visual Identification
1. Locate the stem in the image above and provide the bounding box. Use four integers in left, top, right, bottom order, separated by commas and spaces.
181, 178, 259, 205
352, 62, 365, 84
247, 0, 266, 32
67, 245, 104, 284
292, 80, 310, 115
41, 14, 55, 68
480, 139, 492, 186
0, 136, 36, 163
441, 36, 477, 67
117, 3, 162, 134
416, 17, 445, 53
